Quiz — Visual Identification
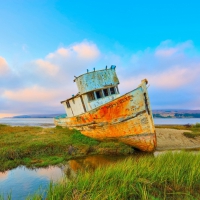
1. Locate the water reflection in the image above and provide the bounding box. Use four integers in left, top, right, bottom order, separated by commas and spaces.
61, 153, 154, 180
0, 166, 63, 200
1, 154, 151, 199
68, 155, 127, 171
1, 152, 190, 199
0, 172, 8, 182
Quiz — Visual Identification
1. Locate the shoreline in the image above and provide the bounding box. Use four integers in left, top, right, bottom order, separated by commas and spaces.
0, 124, 200, 172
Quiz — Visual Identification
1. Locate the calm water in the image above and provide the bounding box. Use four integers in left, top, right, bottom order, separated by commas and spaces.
154, 118, 200, 125
0, 118, 54, 127
0, 155, 135, 199
1, 117, 200, 198
1, 118, 200, 127
1, 152, 199, 199
0, 166, 63, 199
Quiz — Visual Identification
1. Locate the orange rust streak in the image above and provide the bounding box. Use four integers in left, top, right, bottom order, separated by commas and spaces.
82, 113, 148, 139
55, 88, 157, 152
66, 95, 137, 126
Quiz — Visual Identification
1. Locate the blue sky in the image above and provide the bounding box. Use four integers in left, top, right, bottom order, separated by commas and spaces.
0, 0, 200, 117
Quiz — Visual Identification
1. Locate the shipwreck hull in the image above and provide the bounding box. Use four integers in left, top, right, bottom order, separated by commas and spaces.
54, 81, 157, 152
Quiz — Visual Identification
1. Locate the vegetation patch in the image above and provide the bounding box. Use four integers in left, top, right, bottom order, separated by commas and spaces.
183, 123, 200, 138
0, 125, 133, 172
29, 152, 200, 200
156, 123, 200, 138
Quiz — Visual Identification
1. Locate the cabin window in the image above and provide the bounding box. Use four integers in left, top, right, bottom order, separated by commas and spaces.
66, 101, 71, 108
116, 86, 119, 94
95, 90, 103, 99
110, 87, 116, 95
103, 88, 109, 97
87, 92, 95, 101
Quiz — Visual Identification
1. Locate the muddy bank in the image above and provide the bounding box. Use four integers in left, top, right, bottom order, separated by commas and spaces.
156, 128, 200, 150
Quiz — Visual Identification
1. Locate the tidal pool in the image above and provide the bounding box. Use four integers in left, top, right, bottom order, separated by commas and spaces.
1, 151, 199, 199
0, 154, 140, 199
0, 166, 63, 199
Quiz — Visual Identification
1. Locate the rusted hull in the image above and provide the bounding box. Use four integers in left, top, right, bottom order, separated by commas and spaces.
54, 81, 157, 152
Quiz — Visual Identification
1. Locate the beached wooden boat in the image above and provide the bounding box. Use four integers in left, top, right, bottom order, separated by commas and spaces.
54, 66, 157, 152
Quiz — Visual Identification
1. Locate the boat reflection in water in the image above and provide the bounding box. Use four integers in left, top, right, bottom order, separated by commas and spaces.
61, 153, 153, 180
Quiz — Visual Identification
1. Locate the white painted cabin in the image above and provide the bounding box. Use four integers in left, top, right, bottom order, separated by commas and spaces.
61, 66, 120, 117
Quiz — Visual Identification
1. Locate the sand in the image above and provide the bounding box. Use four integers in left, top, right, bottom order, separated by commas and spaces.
156, 128, 200, 151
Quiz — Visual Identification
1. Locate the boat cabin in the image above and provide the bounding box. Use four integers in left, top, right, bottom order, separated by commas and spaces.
61, 66, 120, 117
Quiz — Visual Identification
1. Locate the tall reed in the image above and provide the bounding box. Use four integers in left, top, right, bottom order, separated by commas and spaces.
44, 151, 200, 199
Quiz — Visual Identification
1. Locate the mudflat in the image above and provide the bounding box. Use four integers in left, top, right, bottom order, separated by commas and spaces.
156, 128, 200, 150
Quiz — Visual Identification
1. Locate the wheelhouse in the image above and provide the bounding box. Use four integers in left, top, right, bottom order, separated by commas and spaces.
61, 66, 120, 117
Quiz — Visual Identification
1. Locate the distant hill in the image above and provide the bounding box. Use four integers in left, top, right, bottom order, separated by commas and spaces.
13, 114, 64, 118
152, 110, 200, 118
12, 110, 200, 118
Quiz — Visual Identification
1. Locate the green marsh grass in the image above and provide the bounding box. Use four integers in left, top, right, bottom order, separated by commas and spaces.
42, 151, 200, 199
0, 125, 133, 171
156, 123, 200, 138
183, 123, 200, 138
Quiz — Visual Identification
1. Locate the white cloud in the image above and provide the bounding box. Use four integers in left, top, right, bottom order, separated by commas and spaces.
1, 40, 200, 117
33, 41, 101, 81
155, 40, 193, 57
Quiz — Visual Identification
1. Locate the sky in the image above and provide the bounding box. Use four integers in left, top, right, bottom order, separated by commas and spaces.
0, 0, 200, 118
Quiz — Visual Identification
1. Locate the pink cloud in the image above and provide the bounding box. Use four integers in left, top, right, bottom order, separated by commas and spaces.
155, 48, 178, 57
2, 86, 61, 103
120, 64, 200, 93
151, 66, 199, 89
0, 57, 9, 76
72, 41, 100, 59
46, 41, 100, 61
0, 113, 18, 118
35, 59, 59, 76
46, 48, 70, 59
57, 48, 70, 57
34, 41, 100, 81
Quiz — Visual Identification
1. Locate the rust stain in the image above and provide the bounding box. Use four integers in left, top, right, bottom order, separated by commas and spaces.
55, 81, 157, 152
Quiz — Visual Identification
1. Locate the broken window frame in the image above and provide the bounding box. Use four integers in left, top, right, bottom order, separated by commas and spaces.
116, 86, 119, 94
66, 101, 71, 108
95, 90, 103, 99
87, 91, 96, 102
110, 87, 116, 95
87, 85, 119, 102
103, 88, 109, 97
